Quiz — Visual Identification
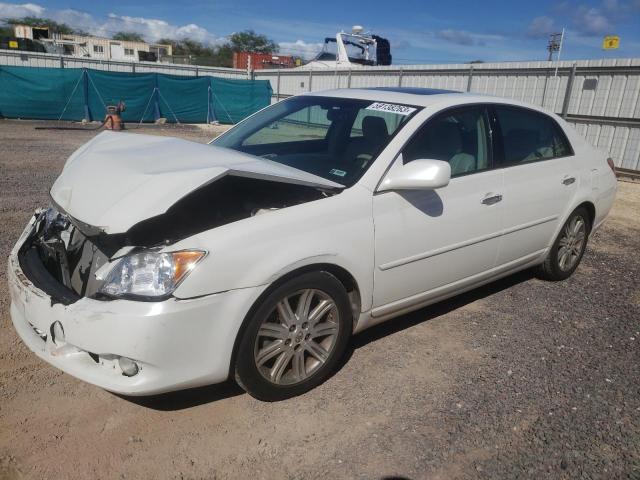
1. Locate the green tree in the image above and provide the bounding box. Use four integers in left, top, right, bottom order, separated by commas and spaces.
158, 38, 215, 56
156, 30, 277, 68
0, 23, 13, 37
215, 44, 234, 67
4, 16, 76, 34
112, 31, 145, 42
229, 30, 277, 53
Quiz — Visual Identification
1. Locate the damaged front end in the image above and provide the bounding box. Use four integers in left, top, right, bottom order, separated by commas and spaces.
20, 174, 333, 304
18, 207, 109, 305
9, 204, 266, 394
20, 131, 343, 304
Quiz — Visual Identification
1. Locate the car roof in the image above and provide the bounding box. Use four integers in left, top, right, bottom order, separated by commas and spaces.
367, 87, 459, 95
303, 87, 558, 116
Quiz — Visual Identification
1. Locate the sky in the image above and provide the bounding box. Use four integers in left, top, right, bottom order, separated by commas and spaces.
1, 0, 639, 63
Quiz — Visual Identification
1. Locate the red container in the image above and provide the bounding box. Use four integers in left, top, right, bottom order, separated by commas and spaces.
233, 52, 296, 70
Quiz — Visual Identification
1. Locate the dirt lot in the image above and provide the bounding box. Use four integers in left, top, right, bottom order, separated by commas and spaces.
0, 119, 638, 480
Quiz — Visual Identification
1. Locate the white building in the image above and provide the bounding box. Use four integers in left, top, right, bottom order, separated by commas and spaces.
13, 24, 172, 62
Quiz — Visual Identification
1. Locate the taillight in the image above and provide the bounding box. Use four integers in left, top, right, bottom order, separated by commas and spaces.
606, 157, 616, 172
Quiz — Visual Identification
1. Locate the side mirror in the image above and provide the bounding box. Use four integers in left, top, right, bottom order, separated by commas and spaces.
378, 159, 451, 192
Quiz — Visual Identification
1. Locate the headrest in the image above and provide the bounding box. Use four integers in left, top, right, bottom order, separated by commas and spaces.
362, 116, 389, 140
504, 128, 540, 159
427, 121, 462, 159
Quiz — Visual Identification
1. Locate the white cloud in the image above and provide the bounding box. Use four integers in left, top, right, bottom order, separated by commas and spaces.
0, 2, 43, 18
548, 0, 640, 38
278, 40, 323, 59
527, 16, 557, 38
437, 29, 481, 46
573, 6, 613, 35
384, 28, 538, 63
0, 2, 224, 46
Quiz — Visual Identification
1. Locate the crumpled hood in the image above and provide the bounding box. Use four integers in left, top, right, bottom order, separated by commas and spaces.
50, 131, 343, 234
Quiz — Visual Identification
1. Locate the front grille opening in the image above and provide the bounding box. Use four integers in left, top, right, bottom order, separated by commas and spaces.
20, 212, 110, 302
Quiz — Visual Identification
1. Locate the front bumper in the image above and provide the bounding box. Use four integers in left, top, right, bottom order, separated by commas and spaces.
8, 219, 266, 396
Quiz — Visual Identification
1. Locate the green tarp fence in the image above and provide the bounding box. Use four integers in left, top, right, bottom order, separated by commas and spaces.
0, 65, 272, 124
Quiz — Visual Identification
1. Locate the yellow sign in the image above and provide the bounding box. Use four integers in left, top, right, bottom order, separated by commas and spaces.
603, 36, 620, 50
8, 40, 18, 49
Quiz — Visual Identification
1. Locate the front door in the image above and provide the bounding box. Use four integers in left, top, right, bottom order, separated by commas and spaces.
372, 105, 504, 312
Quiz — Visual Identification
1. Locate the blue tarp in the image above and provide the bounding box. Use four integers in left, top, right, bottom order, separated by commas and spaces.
0, 65, 272, 124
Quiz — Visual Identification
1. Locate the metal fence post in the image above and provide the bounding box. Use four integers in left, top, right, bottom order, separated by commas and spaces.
131, 63, 136, 74
308, 69, 313, 92
195, 66, 199, 77
466, 65, 474, 92
561, 63, 577, 119
398, 68, 403, 87
207, 85, 216, 123
276, 68, 281, 101
348, 69, 352, 88
153, 73, 161, 121
59, 55, 64, 69
541, 69, 549, 108
82, 68, 91, 122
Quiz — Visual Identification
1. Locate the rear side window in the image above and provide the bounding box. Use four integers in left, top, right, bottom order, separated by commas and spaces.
495, 106, 572, 165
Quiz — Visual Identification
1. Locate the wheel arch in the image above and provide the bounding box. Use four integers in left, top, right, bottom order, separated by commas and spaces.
576, 200, 596, 232
555, 199, 596, 242
228, 262, 361, 379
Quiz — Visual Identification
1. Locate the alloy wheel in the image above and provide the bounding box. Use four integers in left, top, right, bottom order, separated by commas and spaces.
253, 289, 340, 385
557, 215, 587, 271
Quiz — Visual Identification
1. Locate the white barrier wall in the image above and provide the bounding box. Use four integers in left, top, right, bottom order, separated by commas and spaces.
1, 50, 638, 171
0, 49, 247, 78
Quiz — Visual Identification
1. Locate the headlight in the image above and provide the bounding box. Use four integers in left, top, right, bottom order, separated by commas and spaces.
99, 250, 206, 299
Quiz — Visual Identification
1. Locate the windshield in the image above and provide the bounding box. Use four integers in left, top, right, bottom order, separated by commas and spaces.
213, 96, 421, 187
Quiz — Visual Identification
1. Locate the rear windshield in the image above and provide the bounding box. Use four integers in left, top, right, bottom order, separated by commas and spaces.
213, 96, 421, 187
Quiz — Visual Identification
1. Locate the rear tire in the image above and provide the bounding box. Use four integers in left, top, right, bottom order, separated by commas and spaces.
535, 207, 591, 281
234, 271, 352, 401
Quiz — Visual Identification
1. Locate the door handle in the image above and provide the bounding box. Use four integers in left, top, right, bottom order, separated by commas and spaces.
562, 176, 576, 185
481, 194, 503, 205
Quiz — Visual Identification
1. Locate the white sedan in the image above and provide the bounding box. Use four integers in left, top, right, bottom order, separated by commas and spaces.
8, 88, 617, 401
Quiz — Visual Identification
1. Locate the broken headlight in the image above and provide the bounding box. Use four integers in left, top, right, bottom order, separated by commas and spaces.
99, 250, 206, 299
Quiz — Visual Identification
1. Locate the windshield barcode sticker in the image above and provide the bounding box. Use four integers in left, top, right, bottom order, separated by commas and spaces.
366, 102, 416, 115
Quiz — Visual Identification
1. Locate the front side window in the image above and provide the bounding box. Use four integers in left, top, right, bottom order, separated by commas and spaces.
93, 45, 104, 54
214, 96, 420, 187
495, 106, 572, 165
402, 106, 490, 177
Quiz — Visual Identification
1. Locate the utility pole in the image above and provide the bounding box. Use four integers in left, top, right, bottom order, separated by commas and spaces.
547, 31, 564, 61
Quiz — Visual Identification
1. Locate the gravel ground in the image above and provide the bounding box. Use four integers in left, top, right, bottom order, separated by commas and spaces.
0, 119, 638, 480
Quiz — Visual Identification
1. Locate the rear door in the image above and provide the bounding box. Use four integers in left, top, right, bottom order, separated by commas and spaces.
491, 105, 577, 267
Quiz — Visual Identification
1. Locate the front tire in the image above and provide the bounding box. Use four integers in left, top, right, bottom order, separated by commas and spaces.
536, 207, 591, 281
234, 271, 352, 401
